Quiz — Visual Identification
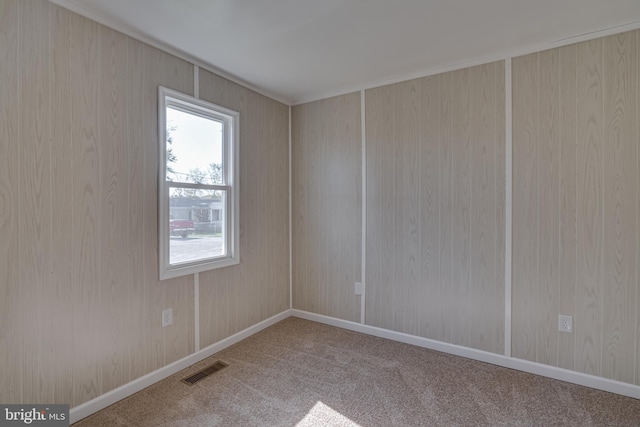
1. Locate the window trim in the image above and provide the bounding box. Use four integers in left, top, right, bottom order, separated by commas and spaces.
158, 86, 240, 280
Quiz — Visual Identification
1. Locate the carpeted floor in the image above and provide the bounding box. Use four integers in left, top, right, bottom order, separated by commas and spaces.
74, 317, 640, 426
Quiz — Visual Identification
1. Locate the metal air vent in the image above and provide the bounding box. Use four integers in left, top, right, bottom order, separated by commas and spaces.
181, 361, 228, 385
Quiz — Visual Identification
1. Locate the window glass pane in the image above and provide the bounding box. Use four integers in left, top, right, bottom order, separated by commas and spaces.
169, 188, 227, 265
166, 106, 224, 185
159, 86, 238, 279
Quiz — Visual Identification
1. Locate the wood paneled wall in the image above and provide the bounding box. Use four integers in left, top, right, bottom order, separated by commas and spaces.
198, 70, 290, 346
4, 0, 640, 410
292, 29, 640, 388
512, 30, 639, 384
0, 0, 289, 407
291, 93, 362, 322
365, 63, 506, 353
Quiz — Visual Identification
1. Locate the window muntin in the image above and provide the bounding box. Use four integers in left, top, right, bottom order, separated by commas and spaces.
159, 86, 239, 280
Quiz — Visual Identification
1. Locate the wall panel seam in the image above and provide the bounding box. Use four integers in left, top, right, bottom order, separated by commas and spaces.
557, 48, 561, 368
573, 43, 578, 371
636, 29, 639, 383
505, 58, 512, 357
16, 0, 23, 403
289, 105, 292, 310
599, 37, 605, 377
536, 53, 540, 362
631, 31, 640, 384
194, 273, 199, 352
360, 90, 366, 324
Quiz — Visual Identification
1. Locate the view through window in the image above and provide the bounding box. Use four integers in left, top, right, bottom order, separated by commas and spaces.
159, 87, 239, 279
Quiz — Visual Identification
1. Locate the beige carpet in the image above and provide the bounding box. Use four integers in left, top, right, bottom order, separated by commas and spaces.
74, 317, 640, 426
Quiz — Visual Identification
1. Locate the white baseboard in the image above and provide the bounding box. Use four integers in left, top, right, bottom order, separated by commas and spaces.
291, 309, 640, 400
69, 309, 292, 424
70, 307, 640, 424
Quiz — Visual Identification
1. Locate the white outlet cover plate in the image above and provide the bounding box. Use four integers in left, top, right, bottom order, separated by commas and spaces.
558, 314, 572, 333
162, 308, 173, 327
355, 282, 364, 296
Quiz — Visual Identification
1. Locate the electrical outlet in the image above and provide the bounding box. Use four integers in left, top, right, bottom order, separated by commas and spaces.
355, 282, 364, 296
162, 308, 173, 327
558, 314, 572, 333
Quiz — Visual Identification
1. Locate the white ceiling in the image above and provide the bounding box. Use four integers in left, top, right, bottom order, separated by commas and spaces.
54, 0, 640, 105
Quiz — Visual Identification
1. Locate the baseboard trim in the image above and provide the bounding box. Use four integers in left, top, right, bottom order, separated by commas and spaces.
69, 309, 292, 424
70, 308, 640, 423
290, 309, 640, 400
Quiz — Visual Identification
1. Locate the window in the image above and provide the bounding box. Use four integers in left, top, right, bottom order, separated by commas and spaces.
158, 86, 239, 280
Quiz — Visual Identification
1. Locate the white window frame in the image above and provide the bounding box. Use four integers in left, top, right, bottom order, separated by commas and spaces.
158, 86, 240, 280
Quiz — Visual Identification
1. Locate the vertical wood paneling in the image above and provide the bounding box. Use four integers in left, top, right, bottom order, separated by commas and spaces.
576, 38, 603, 377
292, 104, 307, 312
273, 97, 290, 316
98, 24, 129, 393
513, 30, 640, 383
602, 31, 637, 383
364, 85, 390, 328
558, 44, 578, 371
451, 68, 472, 347
138, 46, 194, 373
239, 89, 289, 327
19, 0, 52, 404
291, 93, 361, 323
141, 42, 162, 370
391, 81, 411, 333
70, 12, 102, 404
199, 76, 248, 342
469, 63, 498, 352
0, 0, 289, 409
379, 85, 395, 330
49, 4, 74, 403
6, 1, 640, 413
637, 29, 640, 386
387, 80, 419, 330
0, 0, 20, 404
407, 80, 421, 336
198, 75, 238, 345
537, 49, 560, 365
161, 53, 195, 367
439, 72, 453, 344
512, 53, 539, 361
637, 29, 640, 387
126, 37, 146, 382
363, 63, 505, 354
326, 100, 338, 317
307, 100, 324, 315
469, 66, 486, 350
495, 62, 506, 353
420, 75, 441, 340
243, 86, 259, 330
198, 69, 289, 347
338, 96, 362, 319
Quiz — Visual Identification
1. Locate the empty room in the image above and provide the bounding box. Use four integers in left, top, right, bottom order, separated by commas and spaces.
3, 0, 640, 425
